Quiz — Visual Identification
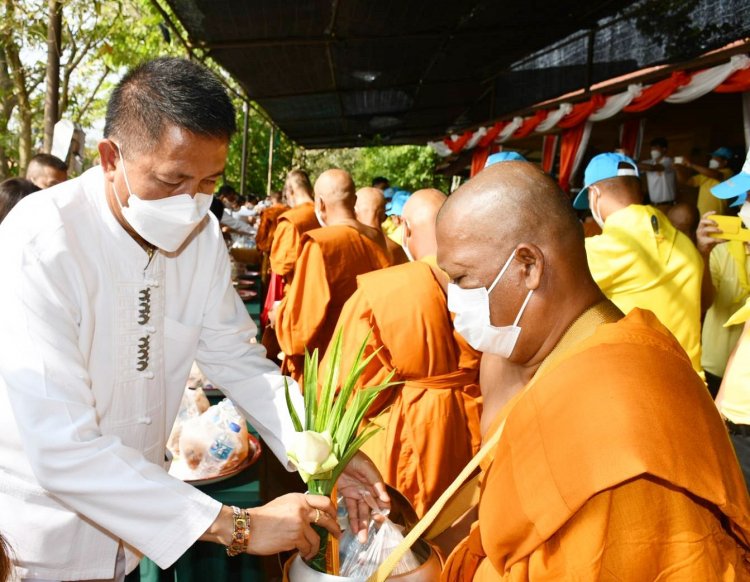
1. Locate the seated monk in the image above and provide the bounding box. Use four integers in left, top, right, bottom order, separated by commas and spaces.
273, 169, 393, 382
270, 169, 320, 288
323, 189, 482, 518
436, 161, 750, 580
355, 186, 408, 265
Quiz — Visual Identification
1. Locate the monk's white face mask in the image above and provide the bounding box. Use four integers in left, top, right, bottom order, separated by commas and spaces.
447, 249, 533, 358
112, 143, 212, 252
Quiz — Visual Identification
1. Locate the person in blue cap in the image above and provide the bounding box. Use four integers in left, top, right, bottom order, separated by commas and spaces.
675, 146, 734, 216
710, 148, 750, 489
694, 148, 750, 398
484, 151, 527, 168
573, 152, 704, 376
383, 189, 411, 245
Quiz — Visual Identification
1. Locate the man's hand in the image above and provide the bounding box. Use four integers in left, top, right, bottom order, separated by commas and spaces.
696, 211, 726, 256
245, 493, 340, 560
337, 451, 391, 542
201, 494, 339, 561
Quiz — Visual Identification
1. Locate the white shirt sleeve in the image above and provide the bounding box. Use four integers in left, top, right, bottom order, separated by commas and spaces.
193, 235, 304, 468
221, 212, 255, 235
0, 240, 221, 569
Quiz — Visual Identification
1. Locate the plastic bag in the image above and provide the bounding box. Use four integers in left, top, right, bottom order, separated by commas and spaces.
339, 493, 420, 577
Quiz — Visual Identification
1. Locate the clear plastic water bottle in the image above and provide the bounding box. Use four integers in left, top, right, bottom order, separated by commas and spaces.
201, 422, 241, 474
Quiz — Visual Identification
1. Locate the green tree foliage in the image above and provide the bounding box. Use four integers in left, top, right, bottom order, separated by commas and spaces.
299, 144, 449, 193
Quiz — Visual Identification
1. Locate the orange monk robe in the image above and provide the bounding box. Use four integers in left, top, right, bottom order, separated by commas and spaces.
323, 258, 482, 517
269, 202, 319, 286
385, 237, 409, 265
443, 308, 750, 581
275, 225, 392, 381
255, 204, 290, 253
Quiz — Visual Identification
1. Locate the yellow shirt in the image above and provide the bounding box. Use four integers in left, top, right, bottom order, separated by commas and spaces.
702, 241, 750, 376
691, 168, 732, 217
718, 299, 750, 425
585, 205, 704, 373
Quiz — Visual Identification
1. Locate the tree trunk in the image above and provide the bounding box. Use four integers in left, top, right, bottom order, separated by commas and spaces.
0, 45, 14, 179
43, 0, 62, 153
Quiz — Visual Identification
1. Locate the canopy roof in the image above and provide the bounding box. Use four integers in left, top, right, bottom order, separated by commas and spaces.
165, 0, 750, 148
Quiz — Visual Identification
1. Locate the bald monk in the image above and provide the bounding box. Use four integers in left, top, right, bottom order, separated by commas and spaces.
273, 169, 393, 381
437, 162, 750, 580
324, 189, 482, 517
355, 187, 409, 265
270, 169, 320, 287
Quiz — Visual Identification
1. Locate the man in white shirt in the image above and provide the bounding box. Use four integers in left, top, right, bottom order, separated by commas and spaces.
638, 137, 677, 205
0, 57, 387, 582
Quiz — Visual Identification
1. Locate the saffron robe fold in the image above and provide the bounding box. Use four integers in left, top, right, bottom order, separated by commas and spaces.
275, 225, 392, 381
443, 308, 750, 581
254, 204, 289, 253
269, 203, 319, 286
324, 260, 482, 517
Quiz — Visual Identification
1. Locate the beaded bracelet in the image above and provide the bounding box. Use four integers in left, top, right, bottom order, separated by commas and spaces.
226, 506, 251, 557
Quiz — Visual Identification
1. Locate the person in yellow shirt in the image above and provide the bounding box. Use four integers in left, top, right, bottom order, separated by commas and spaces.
573, 152, 704, 374
675, 147, 734, 216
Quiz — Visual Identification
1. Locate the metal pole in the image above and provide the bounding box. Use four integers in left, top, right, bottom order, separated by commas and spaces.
240, 101, 249, 195
266, 126, 275, 196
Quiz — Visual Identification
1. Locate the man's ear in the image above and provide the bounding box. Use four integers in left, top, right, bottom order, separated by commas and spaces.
403, 219, 411, 240
515, 243, 544, 291
98, 139, 119, 180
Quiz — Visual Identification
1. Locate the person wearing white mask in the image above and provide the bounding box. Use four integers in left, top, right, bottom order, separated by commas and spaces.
675, 146, 734, 216
638, 136, 677, 206
435, 160, 750, 579
322, 188, 481, 522
573, 152, 704, 375
0, 58, 388, 582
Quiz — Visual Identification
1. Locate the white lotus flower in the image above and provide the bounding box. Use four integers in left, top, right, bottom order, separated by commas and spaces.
287, 430, 339, 483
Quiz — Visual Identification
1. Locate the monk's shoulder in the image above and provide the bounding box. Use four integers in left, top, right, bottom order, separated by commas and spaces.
358, 262, 445, 318
357, 261, 434, 292
280, 203, 317, 229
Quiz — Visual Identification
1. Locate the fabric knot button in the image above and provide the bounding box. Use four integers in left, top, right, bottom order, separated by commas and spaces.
142, 371, 155, 380
144, 325, 156, 334
137, 416, 152, 425
144, 279, 159, 288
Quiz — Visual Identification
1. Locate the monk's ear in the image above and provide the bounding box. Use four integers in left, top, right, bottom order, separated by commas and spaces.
515, 243, 544, 291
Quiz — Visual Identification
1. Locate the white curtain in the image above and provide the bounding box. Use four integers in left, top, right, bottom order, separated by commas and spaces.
497, 117, 524, 143
536, 103, 573, 133
666, 54, 750, 104
589, 85, 642, 121
464, 127, 488, 150
428, 140, 453, 157
571, 122, 594, 183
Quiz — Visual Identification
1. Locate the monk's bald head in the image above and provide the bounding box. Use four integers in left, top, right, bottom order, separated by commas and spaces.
314, 168, 357, 224
401, 189, 446, 260
355, 187, 386, 229
437, 162, 603, 364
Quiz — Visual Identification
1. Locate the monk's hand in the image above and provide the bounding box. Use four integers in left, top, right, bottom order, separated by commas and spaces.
337, 451, 391, 542
245, 493, 340, 560
696, 211, 725, 256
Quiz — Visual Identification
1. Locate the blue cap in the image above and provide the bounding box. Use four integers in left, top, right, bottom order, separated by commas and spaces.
711, 148, 750, 203
385, 190, 411, 216
572, 153, 640, 210
712, 147, 733, 160
484, 151, 527, 168
383, 187, 396, 200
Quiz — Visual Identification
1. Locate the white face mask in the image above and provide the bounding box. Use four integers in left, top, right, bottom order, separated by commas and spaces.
447, 250, 534, 357
739, 201, 750, 230
113, 145, 212, 253
401, 221, 414, 262
709, 159, 721, 170
589, 187, 605, 229
314, 207, 327, 227
650, 149, 662, 161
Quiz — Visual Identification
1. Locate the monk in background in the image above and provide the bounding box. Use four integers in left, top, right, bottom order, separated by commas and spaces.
324, 189, 481, 517
437, 162, 750, 580
355, 186, 408, 265
272, 169, 393, 382
254, 190, 288, 284
271, 169, 319, 288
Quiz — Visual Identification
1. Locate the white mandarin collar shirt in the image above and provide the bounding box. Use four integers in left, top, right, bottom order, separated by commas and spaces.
0, 166, 302, 580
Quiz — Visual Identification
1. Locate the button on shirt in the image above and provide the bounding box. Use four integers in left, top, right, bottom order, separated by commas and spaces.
0, 166, 303, 580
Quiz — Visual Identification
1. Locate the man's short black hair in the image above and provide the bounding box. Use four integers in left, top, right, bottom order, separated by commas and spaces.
104, 57, 236, 153
650, 137, 668, 149
372, 176, 389, 188
217, 184, 237, 197
29, 153, 68, 171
